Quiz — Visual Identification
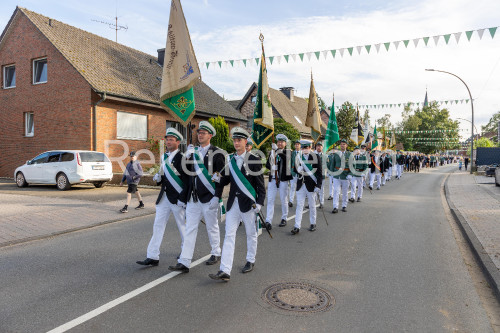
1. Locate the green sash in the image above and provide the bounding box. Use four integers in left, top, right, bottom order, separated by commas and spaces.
193, 147, 215, 195
229, 155, 256, 202
163, 153, 183, 193
301, 154, 317, 184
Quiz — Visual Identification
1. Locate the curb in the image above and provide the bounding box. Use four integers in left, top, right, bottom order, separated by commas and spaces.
444, 172, 500, 302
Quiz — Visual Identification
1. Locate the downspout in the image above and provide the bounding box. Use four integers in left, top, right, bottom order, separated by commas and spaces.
92, 92, 106, 151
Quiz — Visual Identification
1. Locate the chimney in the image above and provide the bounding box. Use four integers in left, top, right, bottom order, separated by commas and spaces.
48, 19, 52, 27
157, 48, 165, 66
279, 87, 294, 102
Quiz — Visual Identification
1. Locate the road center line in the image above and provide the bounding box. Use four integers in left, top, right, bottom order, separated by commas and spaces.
46, 254, 212, 333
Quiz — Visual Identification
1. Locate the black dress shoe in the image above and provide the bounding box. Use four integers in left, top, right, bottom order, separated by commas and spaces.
279, 219, 287, 227
327, 196, 333, 200
342, 207, 347, 212
369, 186, 373, 190
136, 258, 159, 266
291, 227, 300, 235
319, 203, 323, 209
357, 197, 361, 202
265, 222, 272, 230
209, 270, 230, 281
242, 261, 254, 273
168, 263, 189, 273
305, 205, 309, 209
288, 202, 293, 207
332, 208, 338, 213
349, 198, 355, 203
308, 224, 316, 232
205, 255, 221, 265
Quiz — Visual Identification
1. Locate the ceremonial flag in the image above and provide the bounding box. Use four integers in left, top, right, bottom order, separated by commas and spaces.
251, 34, 274, 148
305, 72, 322, 143
356, 109, 364, 144
363, 117, 371, 143
390, 128, 396, 149
324, 93, 340, 151
350, 106, 358, 144
372, 125, 378, 150
424, 90, 429, 107
160, 0, 201, 126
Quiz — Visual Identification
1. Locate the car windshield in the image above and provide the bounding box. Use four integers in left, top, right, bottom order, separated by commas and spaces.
79, 152, 109, 163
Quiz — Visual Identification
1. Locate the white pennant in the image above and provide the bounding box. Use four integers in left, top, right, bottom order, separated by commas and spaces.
454, 32, 462, 43
393, 41, 400, 49
413, 38, 420, 47
339, 48, 345, 57
276, 55, 281, 64
356, 45, 363, 54
291, 54, 297, 62
433, 35, 440, 45
212, 61, 217, 68
375, 43, 381, 53
322, 50, 328, 59
477, 28, 485, 39
306, 52, 313, 61
224, 61, 228, 68
236, 59, 241, 67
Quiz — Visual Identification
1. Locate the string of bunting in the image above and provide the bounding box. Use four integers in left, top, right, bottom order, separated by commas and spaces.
348, 99, 472, 110
200, 26, 498, 69
387, 129, 459, 134
406, 138, 459, 141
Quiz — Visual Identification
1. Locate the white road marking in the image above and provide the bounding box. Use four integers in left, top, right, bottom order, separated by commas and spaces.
46, 254, 212, 333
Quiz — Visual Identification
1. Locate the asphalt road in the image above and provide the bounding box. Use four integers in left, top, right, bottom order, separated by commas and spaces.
0, 166, 494, 332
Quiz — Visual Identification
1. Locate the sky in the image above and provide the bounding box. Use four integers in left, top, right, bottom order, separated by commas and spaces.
1, 0, 499, 139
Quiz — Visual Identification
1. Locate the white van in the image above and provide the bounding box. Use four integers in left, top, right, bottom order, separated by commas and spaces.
14, 150, 113, 190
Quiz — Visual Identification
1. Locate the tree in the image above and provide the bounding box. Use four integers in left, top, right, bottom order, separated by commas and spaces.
259, 118, 301, 155
208, 116, 234, 153
376, 114, 392, 131
317, 95, 327, 111
361, 108, 370, 127
481, 111, 500, 143
335, 101, 357, 149
468, 137, 495, 155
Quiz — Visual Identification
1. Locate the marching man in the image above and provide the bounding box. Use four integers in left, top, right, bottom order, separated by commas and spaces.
209, 127, 266, 281
136, 128, 188, 267
396, 150, 404, 179
314, 142, 326, 209
349, 145, 368, 202
265, 134, 293, 228
168, 121, 226, 273
369, 150, 382, 190
329, 139, 351, 213
291, 139, 322, 234
288, 140, 301, 207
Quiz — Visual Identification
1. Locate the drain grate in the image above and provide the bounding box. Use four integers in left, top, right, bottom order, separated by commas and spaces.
262, 282, 334, 313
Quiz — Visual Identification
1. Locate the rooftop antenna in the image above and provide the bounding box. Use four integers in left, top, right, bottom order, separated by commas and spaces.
91, 5, 127, 42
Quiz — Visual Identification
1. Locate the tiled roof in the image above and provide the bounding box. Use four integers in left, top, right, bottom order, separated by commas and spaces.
227, 100, 241, 110
13, 7, 245, 121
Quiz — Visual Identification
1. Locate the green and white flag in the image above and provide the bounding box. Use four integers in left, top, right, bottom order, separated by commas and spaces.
252, 34, 274, 149
372, 125, 379, 150
160, 0, 201, 126
324, 93, 340, 151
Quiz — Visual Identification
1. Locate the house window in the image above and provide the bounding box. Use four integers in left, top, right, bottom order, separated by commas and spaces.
166, 121, 187, 144
33, 58, 47, 84
25, 112, 34, 137
251, 95, 257, 103
3, 65, 15, 88
117, 111, 147, 140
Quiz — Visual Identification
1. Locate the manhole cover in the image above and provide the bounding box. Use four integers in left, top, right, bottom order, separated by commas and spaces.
262, 282, 334, 313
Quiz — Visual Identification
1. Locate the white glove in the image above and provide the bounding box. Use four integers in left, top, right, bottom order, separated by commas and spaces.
153, 173, 161, 183
211, 172, 221, 183
177, 200, 186, 209
297, 165, 304, 173
253, 204, 262, 213
185, 144, 195, 158
347, 174, 352, 180
271, 143, 278, 151
209, 196, 219, 210
271, 165, 277, 171
314, 187, 320, 194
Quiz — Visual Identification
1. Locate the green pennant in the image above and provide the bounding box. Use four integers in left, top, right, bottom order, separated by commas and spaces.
284, 55, 289, 63
330, 49, 336, 58
423, 37, 430, 46
489, 27, 497, 38
255, 58, 259, 65
206, 62, 209, 69
455, 100, 458, 104
269, 56, 274, 65
403, 40, 410, 48
466, 99, 469, 103
445, 100, 448, 104
398, 103, 401, 107
299, 53, 304, 61
348, 47, 353, 56
243, 59, 247, 66
444, 34, 451, 44
466, 30, 474, 41
384, 42, 390, 51
218, 61, 222, 68
229, 60, 234, 67
314, 51, 320, 60
365, 45, 371, 53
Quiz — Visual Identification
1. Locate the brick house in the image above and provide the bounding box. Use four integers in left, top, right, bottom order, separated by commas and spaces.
0, 7, 245, 177
231, 83, 326, 140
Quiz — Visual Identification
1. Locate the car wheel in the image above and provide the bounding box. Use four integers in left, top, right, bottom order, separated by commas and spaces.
56, 173, 71, 191
93, 181, 105, 188
16, 172, 28, 187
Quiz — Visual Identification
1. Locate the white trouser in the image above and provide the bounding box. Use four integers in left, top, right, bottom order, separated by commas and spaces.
146, 192, 186, 260
220, 198, 257, 275
381, 172, 387, 185
348, 175, 357, 199
370, 172, 382, 189
289, 176, 298, 203
178, 198, 221, 268
388, 167, 392, 178
266, 179, 289, 224
355, 176, 364, 198
396, 164, 402, 178
294, 186, 317, 228
319, 178, 325, 204
329, 176, 334, 197
333, 178, 349, 209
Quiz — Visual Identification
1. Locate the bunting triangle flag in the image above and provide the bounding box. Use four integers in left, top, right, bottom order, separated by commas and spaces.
269, 57, 274, 65
384, 42, 390, 51
255, 58, 259, 65
291, 54, 297, 62
284, 55, 289, 63
375, 43, 381, 53
242, 59, 247, 66
433, 35, 440, 45
160, 0, 201, 126
299, 53, 305, 61
365, 45, 371, 53
229, 60, 234, 67
276, 55, 281, 64
315, 51, 320, 60
322, 50, 329, 59
413, 38, 420, 47
306, 52, 312, 61
489, 27, 497, 38
393, 41, 400, 50
443, 34, 451, 44
206, 62, 209, 69
348, 47, 354, 56
423, 36, 430, 46
339, 48, 345, 57
477, 29, 485, 39
331, 49, 336, 58
454, 32, 462, 43
403, 40, 410, 48
356, 46, 363, 54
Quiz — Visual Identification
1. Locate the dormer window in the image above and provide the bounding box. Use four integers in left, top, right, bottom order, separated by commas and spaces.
33, 58, 47, 84
3, 65, 15, 88
251, 95, 257, 103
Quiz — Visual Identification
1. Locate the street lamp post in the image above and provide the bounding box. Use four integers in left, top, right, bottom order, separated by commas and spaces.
425, 69, 474, 174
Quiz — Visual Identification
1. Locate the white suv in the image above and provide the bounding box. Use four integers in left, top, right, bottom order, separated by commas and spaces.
14, 150, 113, 190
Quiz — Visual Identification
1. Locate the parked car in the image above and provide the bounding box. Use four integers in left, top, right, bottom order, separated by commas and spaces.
14, 150, 113, 190
485, 164, 499, 176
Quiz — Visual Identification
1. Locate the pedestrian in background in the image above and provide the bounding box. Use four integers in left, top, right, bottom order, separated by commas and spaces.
459, 158, 463, 170
120, 151, 144, 213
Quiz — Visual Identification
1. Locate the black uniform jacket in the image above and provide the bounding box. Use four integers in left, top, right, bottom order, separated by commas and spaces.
397, 154, 405, 165
369, 155, 381, 173
381, 156, 390, 172
156, 151, 189, 205
294, 152, 322, 192
265, 149, 293, 183
220, 153, 266, 213
183, 145, 226, 204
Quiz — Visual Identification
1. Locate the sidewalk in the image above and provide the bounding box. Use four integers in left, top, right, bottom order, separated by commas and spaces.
445, 169, 500, 300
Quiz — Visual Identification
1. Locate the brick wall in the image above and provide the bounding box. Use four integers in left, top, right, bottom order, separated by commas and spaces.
0, 13, 91, 178
239, 86, 257, 130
